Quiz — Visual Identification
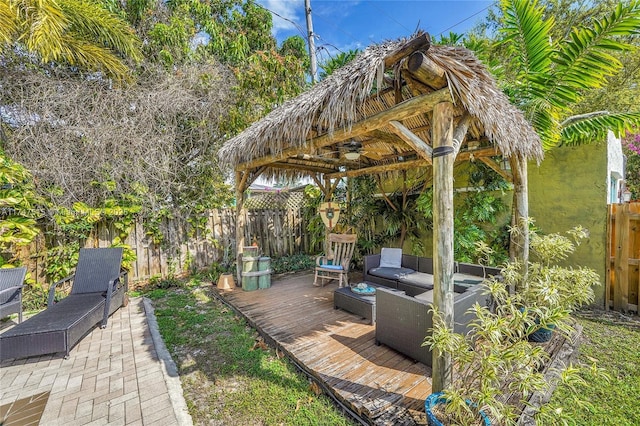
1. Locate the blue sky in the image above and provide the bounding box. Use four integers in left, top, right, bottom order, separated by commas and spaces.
257, 0, 494, 64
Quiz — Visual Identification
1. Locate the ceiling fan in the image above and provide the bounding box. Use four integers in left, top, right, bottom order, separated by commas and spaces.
342, 141, 363, 160
296, 140, 383, 163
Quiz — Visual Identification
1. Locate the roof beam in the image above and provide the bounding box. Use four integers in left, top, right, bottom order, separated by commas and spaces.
325, 145, 501, 179
325, 159, 427, 179
456, 146, 499, 161
406, 51, 447, 89
389, 120, 433, 164
269, 162, 338, 175
383, 32, 430, 67
479, 157, 513, 182
237, 87, 452, 171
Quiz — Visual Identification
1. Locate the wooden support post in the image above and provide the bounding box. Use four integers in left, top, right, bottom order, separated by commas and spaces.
431, 101, 455, 393
235, 171, 248, 285
510, 155, 529, 285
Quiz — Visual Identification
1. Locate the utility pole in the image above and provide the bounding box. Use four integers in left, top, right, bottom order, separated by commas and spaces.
305, 0, 319, 83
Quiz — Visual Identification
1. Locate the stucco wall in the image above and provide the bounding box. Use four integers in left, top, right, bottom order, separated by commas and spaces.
528, 142, 609, 307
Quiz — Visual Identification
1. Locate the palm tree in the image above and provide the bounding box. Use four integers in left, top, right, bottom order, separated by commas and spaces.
497, 0, 640, 150
319, 49, 360, 79
487, 0, 640, 265
0, 0, 141, 81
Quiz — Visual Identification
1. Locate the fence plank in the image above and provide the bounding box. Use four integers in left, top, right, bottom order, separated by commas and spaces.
606, 205, 614, 311
614, 204, 629, 311
18, 207, 316, 289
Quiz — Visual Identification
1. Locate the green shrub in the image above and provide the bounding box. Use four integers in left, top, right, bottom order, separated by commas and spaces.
271, 253, 315, 274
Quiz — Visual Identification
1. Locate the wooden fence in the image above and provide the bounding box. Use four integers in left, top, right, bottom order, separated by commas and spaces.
21, 207, 320, 288
607, 203, 640, 313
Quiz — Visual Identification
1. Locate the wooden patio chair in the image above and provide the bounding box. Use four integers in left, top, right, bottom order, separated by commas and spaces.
314, 233, 357, 288
0, 248, 128, 361
0, 267, 27, 324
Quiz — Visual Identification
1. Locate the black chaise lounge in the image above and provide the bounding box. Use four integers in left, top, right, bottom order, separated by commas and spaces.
0, 267, 27, 323
0, 248, 128, 361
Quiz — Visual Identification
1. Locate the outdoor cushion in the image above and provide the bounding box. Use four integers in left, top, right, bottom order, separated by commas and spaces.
414, 290, 434, 303
369, 267, 415, 280
319, 264, 343, 270
397, 272, 434, 288
379, 248, 403, 268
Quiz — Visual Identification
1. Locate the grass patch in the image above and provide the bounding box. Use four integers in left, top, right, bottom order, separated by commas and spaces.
146, 278, 357, 426
545, 312, 640, 425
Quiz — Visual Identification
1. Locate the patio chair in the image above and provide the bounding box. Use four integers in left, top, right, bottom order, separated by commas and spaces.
0, 248, 128, 361
314, 233, 357, 288
0, 267, 27, 324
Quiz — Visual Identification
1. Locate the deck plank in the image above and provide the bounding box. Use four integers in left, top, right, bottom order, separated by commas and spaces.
216, 273, 431, 425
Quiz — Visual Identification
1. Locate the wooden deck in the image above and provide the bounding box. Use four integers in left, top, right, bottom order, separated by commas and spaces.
215, 272, 432, 426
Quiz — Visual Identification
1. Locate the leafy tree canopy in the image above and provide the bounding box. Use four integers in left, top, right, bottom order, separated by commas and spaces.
469, 0, 640, 150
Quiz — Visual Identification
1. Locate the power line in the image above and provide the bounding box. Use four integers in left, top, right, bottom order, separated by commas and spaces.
367, 2, 413, 35
254, 2, 308, 40
435, 3, 495, 36
311, 11, 369, 46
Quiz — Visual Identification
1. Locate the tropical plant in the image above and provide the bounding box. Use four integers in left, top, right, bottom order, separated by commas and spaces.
424, 222, 602, 426
494, 0, 640, 150
463, 0, 640, 267
0, 150, 41, 265
319, 49, 360, 79
0, 0, 142, 81
506, 222, 598, 319
415, 162, 510, 264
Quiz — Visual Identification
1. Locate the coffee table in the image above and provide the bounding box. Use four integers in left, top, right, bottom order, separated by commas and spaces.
333, 282, 379, 324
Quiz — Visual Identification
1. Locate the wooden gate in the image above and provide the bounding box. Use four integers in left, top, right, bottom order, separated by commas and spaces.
608, 203, 640, 313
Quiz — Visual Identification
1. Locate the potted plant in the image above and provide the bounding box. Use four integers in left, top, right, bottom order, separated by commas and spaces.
503, 224, 598, 341
423, 223, 600, 425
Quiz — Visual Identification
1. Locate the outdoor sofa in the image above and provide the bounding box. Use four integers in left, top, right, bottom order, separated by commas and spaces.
0, 248, 128, 361
356, 248, 499, 366
363, 249, 501, 296
375, 284, 490, 366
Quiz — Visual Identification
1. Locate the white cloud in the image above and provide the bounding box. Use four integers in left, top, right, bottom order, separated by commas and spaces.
258, 0, 304, 35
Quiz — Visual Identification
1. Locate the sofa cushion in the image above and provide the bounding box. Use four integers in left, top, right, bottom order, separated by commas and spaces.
397, 272, 434, 289
379, 248, 403, 268
414, 290, 434, 303
369, 267, 415, 280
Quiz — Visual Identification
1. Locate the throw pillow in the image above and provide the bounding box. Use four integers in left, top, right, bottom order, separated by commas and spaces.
379, 247, 402, 268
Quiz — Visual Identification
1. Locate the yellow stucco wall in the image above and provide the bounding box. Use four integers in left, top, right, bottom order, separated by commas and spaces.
528, 142, 609, 307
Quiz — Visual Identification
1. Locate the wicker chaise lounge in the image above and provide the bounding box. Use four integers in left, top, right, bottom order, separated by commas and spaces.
0, 248, 128, 361
0, 267, 27, 323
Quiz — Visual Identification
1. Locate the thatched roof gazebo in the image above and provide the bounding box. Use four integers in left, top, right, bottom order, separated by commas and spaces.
219, 32, 542, 390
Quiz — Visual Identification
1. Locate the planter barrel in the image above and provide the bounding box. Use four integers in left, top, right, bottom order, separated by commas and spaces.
257, 256, 271, 289
425, 392, 491, 426
241, 247, 260, 291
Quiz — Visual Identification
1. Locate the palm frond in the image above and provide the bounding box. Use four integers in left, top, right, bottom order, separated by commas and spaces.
498, 0, 557, 139
58, 35, 132, 81
21, 0, 69, 62
498, 0, 554, 77
550, 1, 640, 107
529, 107, 562, 151
59, 0, 142, 63
560, 112, 640, 146
0, 2, 18, 45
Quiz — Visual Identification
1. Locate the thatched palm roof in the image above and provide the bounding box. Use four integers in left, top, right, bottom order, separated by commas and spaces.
219, 32, 542, 181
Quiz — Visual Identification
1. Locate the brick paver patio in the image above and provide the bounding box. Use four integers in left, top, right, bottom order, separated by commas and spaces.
0, 297, 190, 425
